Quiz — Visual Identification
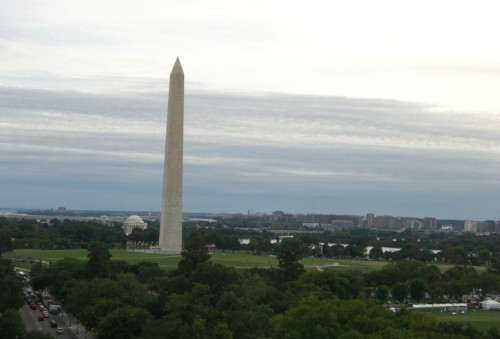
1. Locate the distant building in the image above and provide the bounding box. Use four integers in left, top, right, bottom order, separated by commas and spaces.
375, 215, 395, 229
306, 214, 331, 224
330, 220, 354, 228
388, 219, 400, 229
294, 214, 307, 223
352, 216, 364, 227
423, 217, 437, 230
407, 220, 422, 230
484, 221, 496, 232
366, 213, 375, 227
464, 220, 477, 232
122, 215, 148, 235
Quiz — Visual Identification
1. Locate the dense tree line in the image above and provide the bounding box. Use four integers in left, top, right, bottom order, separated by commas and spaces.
3, 216, 500, 269
367, 261, 500, 303
0, 217, 128, 250
22, 236, 500, 338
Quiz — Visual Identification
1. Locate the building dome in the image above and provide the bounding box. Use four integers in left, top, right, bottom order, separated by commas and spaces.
124, 215, 144, 224
122, 215, 148, 236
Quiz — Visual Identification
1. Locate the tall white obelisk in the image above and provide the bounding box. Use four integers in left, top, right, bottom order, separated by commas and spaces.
159, 58, 184, 254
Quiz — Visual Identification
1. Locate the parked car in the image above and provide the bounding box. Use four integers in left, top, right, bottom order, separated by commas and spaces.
56, 328, 63, 334
50, 320, 57, 328
38, 315, 44, 321
29, 304, 37, 310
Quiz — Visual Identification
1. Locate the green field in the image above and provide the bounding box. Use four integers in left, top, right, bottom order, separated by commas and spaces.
7, 249, 486, 272
10, 249, 366, 270
432, 309, 500, 331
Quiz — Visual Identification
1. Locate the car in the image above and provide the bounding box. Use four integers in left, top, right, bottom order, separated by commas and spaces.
37, 315, 44, 321
50, 320, 57, 328
56, 328, 63, 334
29, 305, 37, 310
43, 311, 49, 318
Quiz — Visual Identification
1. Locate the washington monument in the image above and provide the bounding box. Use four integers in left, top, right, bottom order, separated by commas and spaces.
159, 58, 184, 254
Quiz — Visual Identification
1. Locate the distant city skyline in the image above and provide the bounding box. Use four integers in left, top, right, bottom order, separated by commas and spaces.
1, 1, 499, 220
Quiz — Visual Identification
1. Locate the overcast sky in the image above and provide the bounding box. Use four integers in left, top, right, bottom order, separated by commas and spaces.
1, 0, 499, 220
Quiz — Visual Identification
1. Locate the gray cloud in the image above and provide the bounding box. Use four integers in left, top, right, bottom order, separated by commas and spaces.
0, 83, 499, 219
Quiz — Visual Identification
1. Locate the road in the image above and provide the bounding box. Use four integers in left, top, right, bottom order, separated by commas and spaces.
19, 303, 93, 339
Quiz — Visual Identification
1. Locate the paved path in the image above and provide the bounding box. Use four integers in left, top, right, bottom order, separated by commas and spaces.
19, 303, 94, 339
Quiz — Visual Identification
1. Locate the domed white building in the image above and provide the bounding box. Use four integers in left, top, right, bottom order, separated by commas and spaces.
122, 215, 148, 235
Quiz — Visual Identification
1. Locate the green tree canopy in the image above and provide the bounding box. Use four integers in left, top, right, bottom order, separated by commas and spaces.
376, 285, 390, 303
0, 260, 24, 312
391, 282, 409, 302
87, 241, 112, 278
0, 230, 14, 257
98, 306, 153, 339
0, 308, 25, 339
177, 237, 211, 276
410, 279, 426, 303
278, 246, 305, 283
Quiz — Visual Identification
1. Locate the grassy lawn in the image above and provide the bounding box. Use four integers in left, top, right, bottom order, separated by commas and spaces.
430, 309, 500, 331
8, 249, 487, 273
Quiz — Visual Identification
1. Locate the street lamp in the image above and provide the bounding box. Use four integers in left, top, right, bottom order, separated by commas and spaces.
76, 320, 79, 334
69, 316, 71, 326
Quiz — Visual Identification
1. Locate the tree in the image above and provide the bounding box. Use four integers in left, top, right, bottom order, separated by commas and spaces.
248, 236, 272, 255
448, 280, 470, 302
479, 271, 500, 300
87, 241, 112, 278
0, 231, 13, 257
177, 237, 211, 276
0, 260, 24, 312
376, 285, 390, 303
391, 282, 409, 302
427, 281, 447, 302
277, 246, 305, 283
478, 248, 491, 265
369, 246, 383, 259
408, 311, 440, 332
98, 306, 153, 339
65, 278, 127, 326
410, 279, 426, 303
270, 297, 341, 339
30, 261, 44, 277
191, 263, 238, 301
298, 271, 364, 300
0, 308, 25, 339
416, 264, 441, 285
421, 249, 436, 262
79, 298, 124, 331
355, 237, 368, 253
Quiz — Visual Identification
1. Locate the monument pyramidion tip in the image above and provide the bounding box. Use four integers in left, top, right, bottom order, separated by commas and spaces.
171, 57, 184, 75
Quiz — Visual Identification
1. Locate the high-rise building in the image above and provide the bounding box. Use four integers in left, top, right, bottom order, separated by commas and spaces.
484, 221, 496, 232
159, 58, 184, 254
407, 220, 422, 230
423, 217, 437, 230
366, 213, 374, 227
464, 220, 477, 232
352, 216, 364, 227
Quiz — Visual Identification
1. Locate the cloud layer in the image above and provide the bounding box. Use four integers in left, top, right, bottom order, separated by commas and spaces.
1, 81, 499, 219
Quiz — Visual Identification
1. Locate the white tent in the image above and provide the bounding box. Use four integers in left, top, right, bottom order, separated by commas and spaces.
480, 300, 500, 310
